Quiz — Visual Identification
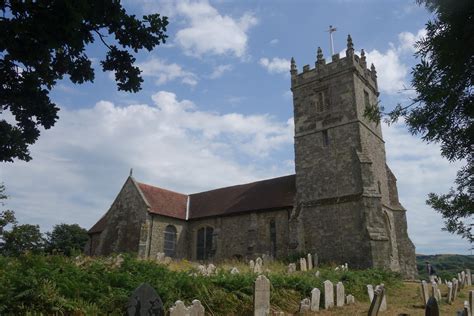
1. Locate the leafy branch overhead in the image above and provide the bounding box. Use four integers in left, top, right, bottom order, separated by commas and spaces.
0, 1, 168, 162
365, 0, 473, 242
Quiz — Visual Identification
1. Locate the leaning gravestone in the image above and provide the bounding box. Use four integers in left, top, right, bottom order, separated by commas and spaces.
375, 284, 387, 311
311, 288, 320, 312
323, 280, 334, 309
368, 285, 385, 316
425, 296, 440, 316
421, 280, 429, 306
254, 275, 270, 316
367, 284, 374, 303
126, 283, 164, 316
336, 282, 345, 307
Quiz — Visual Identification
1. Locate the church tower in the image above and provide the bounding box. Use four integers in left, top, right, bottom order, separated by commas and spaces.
290, 35, 416, 278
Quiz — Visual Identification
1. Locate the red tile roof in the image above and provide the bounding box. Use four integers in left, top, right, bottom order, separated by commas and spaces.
137, 182, 188, 219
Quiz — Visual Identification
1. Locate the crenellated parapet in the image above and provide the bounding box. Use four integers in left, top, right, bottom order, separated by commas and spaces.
290, 35, 378, 94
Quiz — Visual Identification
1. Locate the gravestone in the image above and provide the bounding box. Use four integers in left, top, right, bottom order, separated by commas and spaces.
344, 263, 348, 271
432, 282, 441, 302
368, 285, 385, 316
461, 271, 466, 288
189, 300, 205, 316
207, 264, 216, 275
447, 282, 453, 304
197, 265, 207, 276
315, 270, 320, 277
169, 301, 188, 316
375, 284, 387, 311
425, 296, 440, 316
299, 298, 311, 313
467, 269, 472, 286
421, 280, 429, 306
346, 294, 355, 304
256, 257, 263, 267
307, 253, 313, 270
164, 256, 172, 265
469, 291, 474, 316
313, 253, 318, 267
230, 267, 240, 274
254, 275, 270, 316
126, 283, 164, 316
254, 260, 263, 274
336, 282, 345, 307
367, 284, 374, 302
156, 252, 165, 262
287, 263, 296, 274
454, 278, 459, 299
300, 257, 307, 271
311, 288, 320, 312
249, 260, 255, 270
323, 280, 334, 309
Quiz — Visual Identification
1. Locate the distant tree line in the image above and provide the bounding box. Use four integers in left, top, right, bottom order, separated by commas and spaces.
0, 184, 89, 256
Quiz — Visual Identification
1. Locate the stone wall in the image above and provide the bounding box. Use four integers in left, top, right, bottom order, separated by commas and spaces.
147, 214, 187, 259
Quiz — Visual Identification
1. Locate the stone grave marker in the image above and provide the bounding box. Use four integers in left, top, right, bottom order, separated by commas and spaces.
367, 284, 374, 302
249, 260, 255, 270
300, 257, 307, 271
467, 269, 472, 286
189, 300, 205, 316
230, 267, 240, 274
454, 278, 459, 299
156, 252, 165, 262
375, 284, 387, 311
299, 298, 311, 313
336, 282, 345, 307
207, 263, 216, 275
346, 294, 355, 304
368, 285, 385, 316
126, 283, 164, 316
421, 280, 429, 306
461, 271, 466, 288
432, 282, 441, 302
169, 301, 188, 316
323, 280, 334, 309
254, 260, 263, 274
287, 263, 296, 274
254, 275, 270, 316
425, 296, 440, 316
307, 253, 313, 270
315, 270, 320, 277
447, 282, 453, 304
311, 288, 320, 312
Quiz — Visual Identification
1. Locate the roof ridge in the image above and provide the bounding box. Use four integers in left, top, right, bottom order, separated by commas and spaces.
136, 181, 187, 197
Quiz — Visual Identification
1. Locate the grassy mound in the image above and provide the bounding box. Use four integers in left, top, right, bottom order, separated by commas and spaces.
0, 254, 401, 315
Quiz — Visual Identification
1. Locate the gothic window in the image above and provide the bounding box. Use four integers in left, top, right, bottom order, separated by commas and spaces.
196, 226, 214, 260
364, 90, 370, 108
322, 130, 329, 146
269, 220, 277, 257
164, 225, 177, 258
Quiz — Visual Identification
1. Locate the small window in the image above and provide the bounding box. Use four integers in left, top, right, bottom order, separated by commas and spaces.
322, 130, 329, 146
196, 226, 214, 260
316, 91, 325, 112
364, 90, 370, 108
378, 181, 382, 193
269, 220, 277, 257
164, 225, 177, 258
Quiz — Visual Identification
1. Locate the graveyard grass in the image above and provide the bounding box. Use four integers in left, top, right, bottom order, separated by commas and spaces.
0, 254, 472, 315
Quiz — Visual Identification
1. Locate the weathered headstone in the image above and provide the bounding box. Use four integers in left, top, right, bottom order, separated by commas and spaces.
169, 300, 188, 316
300, 257, 307, 271
156, 252, 165, 262
344, 263, 348, 271
454, 278, 459, 299
467, 269, 472, 286
323, 280, 334, 309
447, 282, 453, 304
311, 288, 320, 312
368, 285, 384, 316
299, 298, 311, 313
254, 261, 263, 274
207, 263, 216, 275
164, 256, 172, 265
462, 271, 466, 288
230, 267, 240, 274
249, 260, 255, 270
469, 291, 474, 316
112, 254, 124, 268
197, 265, 207, 275
432, 282, 441, 302
346, 294, 355, 304
313, 253, 318, 267
307, 253, 313, 270
376, 284, 387, 311
287, 263, 296, 274
367, 284, 374, 302
315, 270, 320, 278
254, 275, 270, 316
425, 296, 440, 316
256, 257, 263, 266
421, 280, 430, 306
126, 283, 164, 316
189, 300, 205, 316
336, 282, 345, 307
463, 301, 470, 316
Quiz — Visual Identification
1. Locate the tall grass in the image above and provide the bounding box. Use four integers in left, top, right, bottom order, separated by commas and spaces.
0, 254, 401, 315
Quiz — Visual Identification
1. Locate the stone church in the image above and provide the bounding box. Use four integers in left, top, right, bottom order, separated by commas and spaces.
86, 36, 417, 278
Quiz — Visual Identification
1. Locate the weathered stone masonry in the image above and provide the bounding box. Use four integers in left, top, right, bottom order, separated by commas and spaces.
86, 35, 417, 279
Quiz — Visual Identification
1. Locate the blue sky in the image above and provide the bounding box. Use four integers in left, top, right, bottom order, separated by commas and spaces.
1, 0, 470, 255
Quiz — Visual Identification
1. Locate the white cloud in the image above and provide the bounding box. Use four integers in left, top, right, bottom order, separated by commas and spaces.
173, 1, 258, 58
269, 39, 279, 45
1, 92, 293, 232
137, 57, 198, 86
398, 28, 427, 53
259, 57, 290, 74
365, 48, 408, 94
208, 64, 233, 79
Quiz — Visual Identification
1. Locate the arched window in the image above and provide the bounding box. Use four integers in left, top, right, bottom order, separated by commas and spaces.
269, 219, 277, 258
196, 226, 214, 260
164, 225, 177, 258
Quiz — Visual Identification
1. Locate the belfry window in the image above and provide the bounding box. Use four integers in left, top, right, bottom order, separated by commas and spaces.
164, 225, 177, 258
197, 226, 214, 260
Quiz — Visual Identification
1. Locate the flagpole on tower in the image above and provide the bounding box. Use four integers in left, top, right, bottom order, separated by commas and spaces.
327, 25, 337, 56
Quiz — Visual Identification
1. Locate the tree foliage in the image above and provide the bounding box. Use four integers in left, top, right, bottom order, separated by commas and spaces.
0, 0, 168, 162
46, 223, 89, 256
366, 0, 473, 242
1, 224, 44, 256
0, 183, 16, 236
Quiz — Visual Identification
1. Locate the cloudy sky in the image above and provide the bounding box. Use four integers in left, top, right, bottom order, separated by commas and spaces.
1, 0, 470, 255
